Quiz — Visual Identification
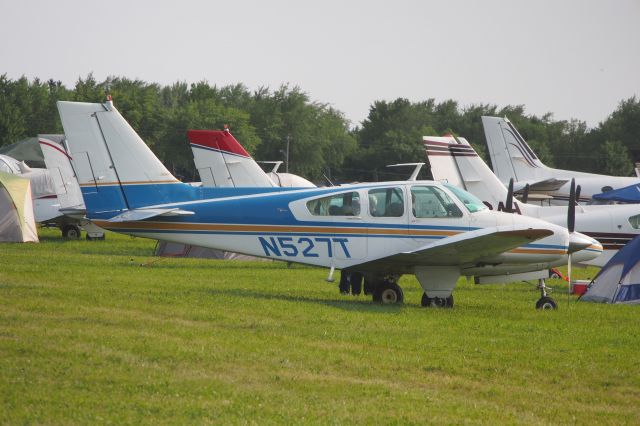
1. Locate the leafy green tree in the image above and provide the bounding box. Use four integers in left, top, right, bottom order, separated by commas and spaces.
603, 140, 633, 176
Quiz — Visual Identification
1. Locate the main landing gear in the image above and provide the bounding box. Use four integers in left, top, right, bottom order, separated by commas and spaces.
536, 279, 557, 310
421, 293, 453, 308
372, 280, 404, 304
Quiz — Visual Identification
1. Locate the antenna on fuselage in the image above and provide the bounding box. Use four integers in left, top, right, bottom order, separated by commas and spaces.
386, 163, 425, 181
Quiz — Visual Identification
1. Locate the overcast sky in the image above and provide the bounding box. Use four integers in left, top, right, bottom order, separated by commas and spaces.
1, 0, 638, 128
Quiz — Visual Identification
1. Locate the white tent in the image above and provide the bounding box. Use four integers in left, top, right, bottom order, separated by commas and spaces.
580, 235, 640, 304
0, 171, 38, 242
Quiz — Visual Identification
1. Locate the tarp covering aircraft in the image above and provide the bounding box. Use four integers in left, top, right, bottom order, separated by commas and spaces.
592, 183, 640, 204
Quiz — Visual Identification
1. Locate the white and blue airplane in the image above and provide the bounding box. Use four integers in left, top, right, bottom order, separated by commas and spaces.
56, 99, 603, 309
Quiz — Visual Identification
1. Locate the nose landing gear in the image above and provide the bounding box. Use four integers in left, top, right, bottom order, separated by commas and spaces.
536, 279, 557, 310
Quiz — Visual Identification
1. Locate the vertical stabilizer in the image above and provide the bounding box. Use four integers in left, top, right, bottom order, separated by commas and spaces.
187, 130, 276, 188
39, 135, 84, 210
57, 100, 185, 215
482, 116, 548, 185
424, 135, 510, 208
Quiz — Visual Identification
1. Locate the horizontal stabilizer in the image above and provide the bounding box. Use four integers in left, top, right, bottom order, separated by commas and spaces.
514, 178, 568, 193
108, 208, 194, 223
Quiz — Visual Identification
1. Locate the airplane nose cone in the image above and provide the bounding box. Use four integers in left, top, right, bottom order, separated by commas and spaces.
568, 232, 600, 254
569, 232, 603, 264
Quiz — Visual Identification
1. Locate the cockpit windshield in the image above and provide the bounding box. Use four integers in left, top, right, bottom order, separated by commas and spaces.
443, 183, 487, 213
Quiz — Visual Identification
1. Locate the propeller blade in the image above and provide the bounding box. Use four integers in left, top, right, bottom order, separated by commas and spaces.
575, 185, 582, 203
568, 178, 576, 233
522, 183, 530, 204
567, 253, 572, 305
505, 178, 514, 213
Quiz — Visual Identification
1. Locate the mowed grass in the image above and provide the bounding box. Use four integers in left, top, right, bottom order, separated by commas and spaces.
1, 229, 639, 424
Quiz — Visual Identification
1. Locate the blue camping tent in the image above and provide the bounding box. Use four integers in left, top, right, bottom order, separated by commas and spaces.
592, 183, 640, 204
581, 235, 640, 304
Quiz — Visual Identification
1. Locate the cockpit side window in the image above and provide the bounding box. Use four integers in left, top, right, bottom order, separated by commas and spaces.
411, 186, 463, 218
307, 191, 361, 216
629, 214, 640, 230
368, 187, 404, 217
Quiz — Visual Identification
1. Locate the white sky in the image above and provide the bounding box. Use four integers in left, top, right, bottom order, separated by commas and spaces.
1, 0, 638, 128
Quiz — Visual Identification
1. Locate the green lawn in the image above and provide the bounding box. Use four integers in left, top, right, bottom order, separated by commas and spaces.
1, 229, 639, 424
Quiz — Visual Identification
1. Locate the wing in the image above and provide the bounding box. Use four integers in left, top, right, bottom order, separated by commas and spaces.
351, 226, 553, 272
514, 178, 568, 193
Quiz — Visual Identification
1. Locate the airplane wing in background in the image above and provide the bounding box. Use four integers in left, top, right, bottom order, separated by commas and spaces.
351, 226, 554, 272
513, 178, 568, 193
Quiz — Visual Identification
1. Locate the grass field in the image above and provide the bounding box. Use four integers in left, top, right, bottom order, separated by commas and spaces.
1, 229, 639, 424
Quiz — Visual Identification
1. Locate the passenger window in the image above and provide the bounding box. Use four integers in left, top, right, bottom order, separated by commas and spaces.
368, 187, 404, 217
307, 192, 361, 216
411, 186, 463, 218
629, 214, 640, 230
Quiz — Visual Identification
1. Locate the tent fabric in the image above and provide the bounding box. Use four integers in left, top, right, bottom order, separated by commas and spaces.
0, 171, 38, 243
592, 184, 640, 203
581, 235, 640, 304
155, 241, 269, 261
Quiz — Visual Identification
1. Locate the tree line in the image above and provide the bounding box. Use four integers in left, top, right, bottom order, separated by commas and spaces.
1, 74, 638, 183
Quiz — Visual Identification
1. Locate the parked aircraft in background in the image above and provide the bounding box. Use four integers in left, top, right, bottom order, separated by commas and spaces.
57, 99, 603, 309
39, 136, 105, 239
482, 116, 640, 205
0, 150, 84, 237
425, 135, 639, 268
186, 129, 315, 189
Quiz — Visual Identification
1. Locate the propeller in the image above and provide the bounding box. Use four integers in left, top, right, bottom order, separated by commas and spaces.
505, 178, 514, 213
575, 184, 582, 204
567, 178, 577, 304
521, 183, 530, 204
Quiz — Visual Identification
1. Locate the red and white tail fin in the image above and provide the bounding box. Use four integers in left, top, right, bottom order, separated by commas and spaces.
187, 130, 276, 188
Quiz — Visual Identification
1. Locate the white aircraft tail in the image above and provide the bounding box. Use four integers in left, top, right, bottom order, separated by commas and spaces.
187, 130, 276, 188
424, 135, 513, 211
57, 100, 188, 216
38, 135, 85, 210
482, 116, 550, 185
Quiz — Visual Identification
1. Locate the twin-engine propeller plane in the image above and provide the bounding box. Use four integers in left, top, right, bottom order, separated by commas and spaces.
57, 99, 602, 309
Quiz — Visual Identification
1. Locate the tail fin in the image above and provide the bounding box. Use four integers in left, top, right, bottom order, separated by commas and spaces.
38, 135, 84, 211
482, 116, 548, 185
424, 136, 509, 209
187, 130, 276, 188
57, 100, 190, 216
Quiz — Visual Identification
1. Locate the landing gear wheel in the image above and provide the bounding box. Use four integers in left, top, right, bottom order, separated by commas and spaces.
61, 225, 81, 239
373, 281, 404, 305
421, 293, 454, 308
536, 297, 557, 310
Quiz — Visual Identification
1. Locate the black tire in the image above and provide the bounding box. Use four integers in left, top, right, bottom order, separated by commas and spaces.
421, 293, 454, 308
536, 297, 557, 310
61, 225, 81, 239
373, 281, 404, 305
